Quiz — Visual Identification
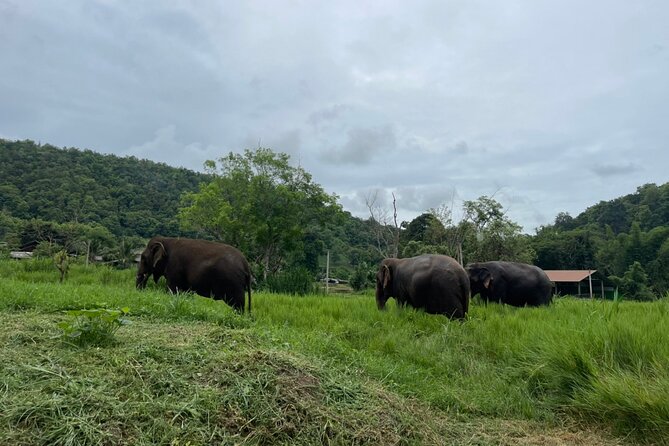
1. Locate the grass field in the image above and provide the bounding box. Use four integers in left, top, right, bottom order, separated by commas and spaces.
0, 259, 667, 445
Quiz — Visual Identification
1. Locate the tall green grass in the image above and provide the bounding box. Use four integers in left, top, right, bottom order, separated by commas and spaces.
0, 258, 135, 286
0, 259, 667, 443
250, 293, 669, 433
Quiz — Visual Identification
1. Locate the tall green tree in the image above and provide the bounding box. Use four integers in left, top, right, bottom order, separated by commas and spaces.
462, 196, 534, 264
179, 148, 341, 279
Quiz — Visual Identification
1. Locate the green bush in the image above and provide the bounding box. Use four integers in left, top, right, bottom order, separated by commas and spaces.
349, 262, 375, 291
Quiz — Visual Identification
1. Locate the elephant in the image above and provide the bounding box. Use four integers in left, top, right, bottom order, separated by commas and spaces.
465, 261, 552, 307
376, 254, 470, 319
136, 237, 252, 312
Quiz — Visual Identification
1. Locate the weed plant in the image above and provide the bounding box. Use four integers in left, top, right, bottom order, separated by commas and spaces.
58, 307, 130, 346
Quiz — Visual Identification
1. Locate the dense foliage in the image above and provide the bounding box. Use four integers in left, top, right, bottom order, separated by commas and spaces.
0, 139, 207, 239
2, 138, 669, 299
531, 183, 669, 298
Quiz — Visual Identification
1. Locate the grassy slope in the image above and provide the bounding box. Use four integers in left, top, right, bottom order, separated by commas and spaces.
1, 260, 667, 445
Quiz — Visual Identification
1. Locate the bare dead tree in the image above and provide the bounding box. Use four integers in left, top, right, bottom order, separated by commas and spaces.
390, 192, 400, 258
365, 190, 400, 258
429, 191, 468, 266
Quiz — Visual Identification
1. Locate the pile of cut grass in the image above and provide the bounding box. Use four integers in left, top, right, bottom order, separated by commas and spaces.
1, 314, 446, 445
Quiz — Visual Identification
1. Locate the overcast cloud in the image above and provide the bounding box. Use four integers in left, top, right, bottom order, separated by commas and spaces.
2, 0, 668, 232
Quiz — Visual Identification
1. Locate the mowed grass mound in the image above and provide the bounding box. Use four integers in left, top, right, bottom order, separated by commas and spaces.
2, 312, 452, 445
0, 260, 667, 445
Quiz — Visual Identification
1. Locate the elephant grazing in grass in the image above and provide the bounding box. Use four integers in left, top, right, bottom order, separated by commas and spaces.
136, 237, 252, 312
376, 254, 470, 319
466, 261, 552, 307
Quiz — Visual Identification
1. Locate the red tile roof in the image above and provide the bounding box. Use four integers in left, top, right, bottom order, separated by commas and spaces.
544, 270, 597, 283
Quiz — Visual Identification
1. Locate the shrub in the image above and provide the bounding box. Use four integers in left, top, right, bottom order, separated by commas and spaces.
53, 249, 69, 283
350, 262, 375, 291
57, 307, 130, 346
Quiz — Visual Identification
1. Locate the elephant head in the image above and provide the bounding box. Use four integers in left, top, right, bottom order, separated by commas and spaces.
466, 265, 493, 296
375, 262, 393, 310
136, 240, 167, 289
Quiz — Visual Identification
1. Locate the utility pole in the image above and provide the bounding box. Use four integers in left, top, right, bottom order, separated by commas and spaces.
325, 250, 330, 294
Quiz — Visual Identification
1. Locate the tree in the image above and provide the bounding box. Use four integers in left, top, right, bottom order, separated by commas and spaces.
624, 222, 644, 268
78, 224, 115, 266
179, 148, 340, 280
609, 261, 656, 301
401, 213, 445, 245
107, 236, 145, 269
428, 202, 473, 265
0, 211, 22, 247
462, 196, 534, 264
349, 261, 375, 291
646, 237, 669, 295
365, 190, 400, 258
554, 212, 576, 231
592, 225, 624, 276
399, 213, 452, 259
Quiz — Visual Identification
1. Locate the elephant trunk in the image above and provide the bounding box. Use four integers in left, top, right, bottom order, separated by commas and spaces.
375, 286, 388, 310
136, 273, 148, 289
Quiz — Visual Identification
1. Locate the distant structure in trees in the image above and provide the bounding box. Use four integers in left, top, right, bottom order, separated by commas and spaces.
10, 251, 33, 260
544, 270, 604, 299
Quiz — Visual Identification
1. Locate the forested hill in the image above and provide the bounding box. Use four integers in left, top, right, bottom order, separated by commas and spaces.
0, 139, 209, 238
553, 183, 669, 234
532, 182, 669, 298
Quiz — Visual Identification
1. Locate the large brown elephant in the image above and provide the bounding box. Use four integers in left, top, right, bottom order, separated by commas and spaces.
376, 254, 470, 319
465, 261, 552, 307
136, 237, 252, 312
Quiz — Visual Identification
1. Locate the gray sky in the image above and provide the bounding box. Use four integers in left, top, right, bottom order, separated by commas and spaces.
2, 1, 668, 232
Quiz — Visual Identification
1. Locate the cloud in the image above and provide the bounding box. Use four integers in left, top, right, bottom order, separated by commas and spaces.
591, 163, 643, 178
126, 125, 212, 170
321, 125, 397, 165
307, 104, 351, 131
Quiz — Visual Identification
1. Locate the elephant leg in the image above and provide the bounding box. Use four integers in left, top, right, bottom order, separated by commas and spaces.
229, 286, 245, 311
212, 283, 244, 312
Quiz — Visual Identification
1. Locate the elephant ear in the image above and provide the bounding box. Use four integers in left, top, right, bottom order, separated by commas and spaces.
151, 242, 167, 282
483, 276, 492, 289
479, 268, 492, 289
151, 242, 166, 268
382, 264, 392, 289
